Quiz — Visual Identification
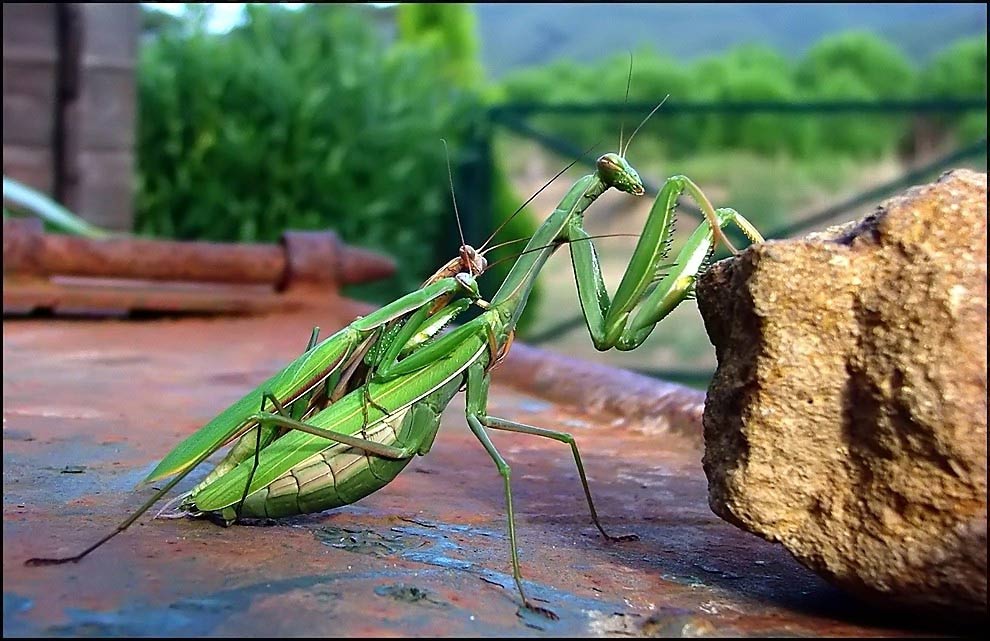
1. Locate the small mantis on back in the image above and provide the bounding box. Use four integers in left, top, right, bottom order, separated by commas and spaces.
26, 98, 764, 619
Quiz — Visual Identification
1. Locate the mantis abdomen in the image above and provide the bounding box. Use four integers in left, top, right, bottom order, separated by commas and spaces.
191, 377, 463, 521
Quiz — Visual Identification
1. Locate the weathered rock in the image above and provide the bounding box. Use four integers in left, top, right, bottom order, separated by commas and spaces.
697, 169, 988, 619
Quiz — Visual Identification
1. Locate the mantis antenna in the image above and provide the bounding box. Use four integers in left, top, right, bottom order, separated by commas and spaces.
478, 141, 600, 252
618, 52, 634, 154
622, 94, 669, 158
441, 138, 466, 250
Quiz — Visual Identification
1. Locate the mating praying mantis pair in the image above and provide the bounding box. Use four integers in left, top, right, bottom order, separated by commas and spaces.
26, 100, 764, 619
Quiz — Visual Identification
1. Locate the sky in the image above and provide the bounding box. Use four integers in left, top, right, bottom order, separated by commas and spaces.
143, 3, 395, 32
145, 3, 248, 32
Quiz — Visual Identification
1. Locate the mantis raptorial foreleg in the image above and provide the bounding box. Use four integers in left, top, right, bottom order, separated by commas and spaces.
569, 177, 764, 352
623, 206, 762, 339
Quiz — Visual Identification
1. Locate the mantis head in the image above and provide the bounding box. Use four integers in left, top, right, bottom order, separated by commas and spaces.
460, 244, 488, 277
596, 153, 645, 196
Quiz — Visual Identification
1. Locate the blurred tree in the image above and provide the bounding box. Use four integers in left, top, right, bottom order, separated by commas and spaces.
921, 36, 988, 143
795, 31, 916, 98
796, 32, 916, 157
922, 36, 988, 97
396, 3, 485, 89
811, 68, 896, 157
691, 45, 814, 157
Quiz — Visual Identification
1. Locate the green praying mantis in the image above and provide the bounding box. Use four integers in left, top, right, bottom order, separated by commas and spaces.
26, 106, 764, 619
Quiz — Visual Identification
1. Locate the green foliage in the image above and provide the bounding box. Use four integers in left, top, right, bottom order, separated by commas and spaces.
923, 36, 988, 97
921, 36, 988, 143
805, 68, 894, 157
795, 31, 915, 158
499, 59, 607, 150
396, 3, 484, 89
795, 31, 915, 98
693, 45, 814, 157
136, 4, 479, 301
498, 30, 983, 163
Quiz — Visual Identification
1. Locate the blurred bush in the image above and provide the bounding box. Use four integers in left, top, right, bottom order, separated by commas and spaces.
136, 4, 480, 301
795, 31, 915, 158
499, 31, 986, 163
920, 35, 988, 144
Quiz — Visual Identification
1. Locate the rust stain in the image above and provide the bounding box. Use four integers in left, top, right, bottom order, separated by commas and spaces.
2, 304, 959, 636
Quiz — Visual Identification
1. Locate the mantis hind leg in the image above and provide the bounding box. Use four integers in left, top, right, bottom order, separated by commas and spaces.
233, 391, 291, 521
232, 327, 326, 522
463, 361, 558, 620
481, 417, 637, 542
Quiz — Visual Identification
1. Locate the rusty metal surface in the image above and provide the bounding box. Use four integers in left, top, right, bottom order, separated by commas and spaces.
2, 219, 396, 316
2, 305, 955, 637
493, 343, 705, 444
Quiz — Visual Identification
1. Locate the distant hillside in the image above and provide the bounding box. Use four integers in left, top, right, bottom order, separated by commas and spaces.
475, 3, 987, 78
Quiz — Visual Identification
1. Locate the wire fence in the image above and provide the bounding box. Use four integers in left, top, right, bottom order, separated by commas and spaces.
464, 97, 987, 387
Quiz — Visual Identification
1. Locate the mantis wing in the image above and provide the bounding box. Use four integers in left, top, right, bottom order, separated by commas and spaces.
143, 327, 364, 485
193, 332, 487, 510
143, 277, 476, 486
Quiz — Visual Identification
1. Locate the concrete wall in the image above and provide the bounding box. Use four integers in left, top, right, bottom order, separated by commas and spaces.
3, 3, 138, 232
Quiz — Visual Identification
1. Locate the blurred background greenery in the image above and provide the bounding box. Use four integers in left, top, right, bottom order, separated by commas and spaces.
135, 2, 986, 385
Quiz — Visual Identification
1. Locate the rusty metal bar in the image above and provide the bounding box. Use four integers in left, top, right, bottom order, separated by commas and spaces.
2, 218, 395, 287
2, 276, 282, 316
2, 218, 397, 316
495, 342, 705, 443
